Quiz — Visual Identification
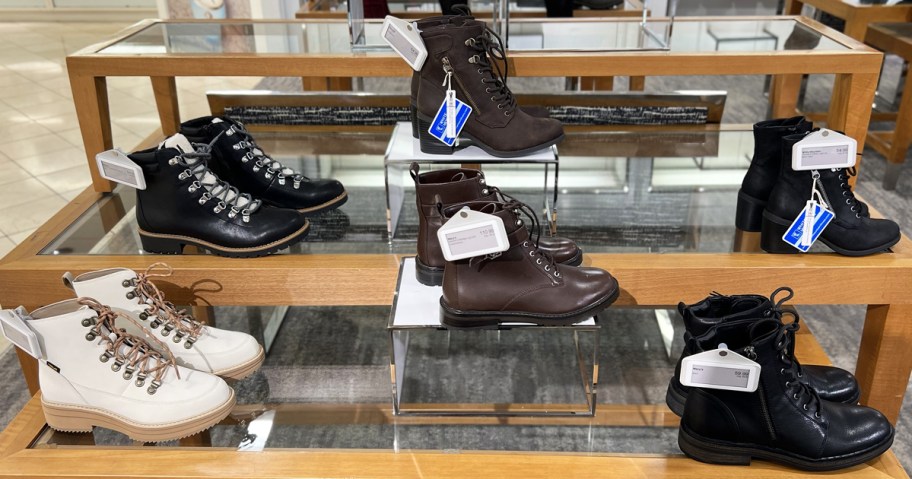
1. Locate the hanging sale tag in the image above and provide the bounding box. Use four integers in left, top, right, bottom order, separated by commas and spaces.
792, 129, 856, 171
0, 307, 44, 360
680, 347, 761, 393
380, 16, 428, 71
437, 207, 509, 261
96, 148, 146, 190
782, 201, 834, 252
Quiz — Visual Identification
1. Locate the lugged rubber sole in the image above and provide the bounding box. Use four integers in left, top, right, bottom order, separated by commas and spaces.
440, 285, 619, 329
678, 421, 894, 471
138, 222, 310, 258
42, 389, 236, 443
213, 345, 265, 381
761, 211, 900, 256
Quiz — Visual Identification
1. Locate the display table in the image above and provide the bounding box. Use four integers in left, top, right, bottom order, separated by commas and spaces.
865, 22, 912, 189
1, 15, 909, 478
784, 0, 912, 41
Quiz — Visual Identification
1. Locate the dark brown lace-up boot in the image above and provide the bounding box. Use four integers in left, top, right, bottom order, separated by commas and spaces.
415, 19, 564, 157
439, 200, 618, 328
411, 163, 582, 286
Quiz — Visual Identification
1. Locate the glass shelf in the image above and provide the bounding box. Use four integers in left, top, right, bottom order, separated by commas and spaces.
39, 128, 864, 257
95, 17, 849, 56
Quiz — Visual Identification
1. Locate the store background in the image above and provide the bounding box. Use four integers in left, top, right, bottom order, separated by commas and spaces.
0, 0, 911, 471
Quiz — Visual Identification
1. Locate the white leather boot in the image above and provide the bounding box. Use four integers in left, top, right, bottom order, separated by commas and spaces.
1, 298, 235, 442
64, 264, 264, 380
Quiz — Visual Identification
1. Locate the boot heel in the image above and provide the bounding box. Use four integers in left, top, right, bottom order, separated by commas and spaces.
678, 426, 751, 466
760, 214, 798, 254
735, 191, 766, 232
417, 117, 456, 155
415, 258, 444, 287
439, 301, 500, 329
139, 233, 185, 255
42, 402, 95, 433
410, 104, 419, 139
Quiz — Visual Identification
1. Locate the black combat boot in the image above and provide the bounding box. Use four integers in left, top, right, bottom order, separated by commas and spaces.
411, 163, 581, 286
130, 134, 310, 257
761, 133, 900, 256
181, 116, 347, 215
415, 19, 563, 157
666, 287, 859, 416
736, 117, 813, 231
678, 318, 894, 471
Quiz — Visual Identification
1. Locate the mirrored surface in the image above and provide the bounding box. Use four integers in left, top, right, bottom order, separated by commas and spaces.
95, 18, 849, 55
42, 129, 779, 257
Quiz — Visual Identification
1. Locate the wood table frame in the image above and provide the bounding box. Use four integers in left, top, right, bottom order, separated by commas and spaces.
2, 14, 912, 478
865, 22, 912, 190
784, 0, 912, 42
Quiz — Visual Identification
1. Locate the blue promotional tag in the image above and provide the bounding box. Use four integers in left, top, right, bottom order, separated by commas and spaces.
782, 201, 834, 252
428, 96, 472, 147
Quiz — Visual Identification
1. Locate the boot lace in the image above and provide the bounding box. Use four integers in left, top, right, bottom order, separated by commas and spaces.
466, 28, 516, 115
170, 147, 262, 223
219, 122, 312, 190
837, 167, 867, 219
774, 319, 822, 419
78, 298, 180, 395
123, 263, 205, 349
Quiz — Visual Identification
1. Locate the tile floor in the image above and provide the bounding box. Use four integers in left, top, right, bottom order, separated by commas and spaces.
0, 21, 261, 353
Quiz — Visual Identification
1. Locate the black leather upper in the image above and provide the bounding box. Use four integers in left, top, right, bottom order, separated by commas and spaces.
671, 292, 859, 406
130, 145, 307, 249
181, 117, 346, 211
682, 320, 893, 460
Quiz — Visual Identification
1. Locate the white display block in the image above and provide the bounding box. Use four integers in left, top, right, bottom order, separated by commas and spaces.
387, 257, 599, 416
384, 122, 559, 241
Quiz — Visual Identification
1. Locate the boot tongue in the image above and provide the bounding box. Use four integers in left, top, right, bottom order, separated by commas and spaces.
159, 134, 251, 209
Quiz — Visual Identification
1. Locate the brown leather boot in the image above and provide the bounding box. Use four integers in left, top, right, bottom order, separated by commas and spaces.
412, 163, 582, 286
439, 200, 619, 328
415, 19, 564, 157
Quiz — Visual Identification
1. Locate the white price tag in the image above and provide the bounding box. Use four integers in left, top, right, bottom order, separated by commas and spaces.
0, 307, 44, 360
680, 347, 761, 393
792, 129, 856, 171
381, 16, 428, 71
437, 207, 510, 261
96, 148, 146, 190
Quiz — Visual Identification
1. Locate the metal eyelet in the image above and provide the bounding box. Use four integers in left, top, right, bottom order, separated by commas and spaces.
850, 206, 856, 212
198, 193, 212, 205
840, 183, 847, 188
139, 312, 149, 320
845, 198, 851, 205
485, 88, 492, 93
815, 412, 821, 418
536, 258, 542, 264
544, 265, 550, 271
172, 332, 185, 343
135, 373, 147, 387
150, 319, 161, 329
780, 368, 785, 375
184, 337, 197, 349
161, 326, 173, 337
497, 103, 503, 109
85, 332, 96, 341
122, 279, 132, 287
515, 220, 522, 226
780, 353, 788, 362
793, 393, 799, 400
554, 271, 560, 277
776, 340, 784, 348
147, 380, 162, 395
478, 68, 484, 74
803, 404, 809, 411
843, 191, 849, 196
168, 157, 179, 166
785, 381, 792, 388
522, 241, 529, 247
122, 366, 135, 380
81, 318, 92, 327
855, 213, 861, 218
178, 169, 192, 181
213, 202, 227, 214
529, 251, 535, 257
838, 174, 845, 180
126, 290, 136, 300
504, 111, 512, 116
111, 360, 123, 372
482, 189, 489, 195
99, 351, 112, 363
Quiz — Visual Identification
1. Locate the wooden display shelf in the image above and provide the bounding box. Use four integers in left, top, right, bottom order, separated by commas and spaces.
0, 311, 905, 478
